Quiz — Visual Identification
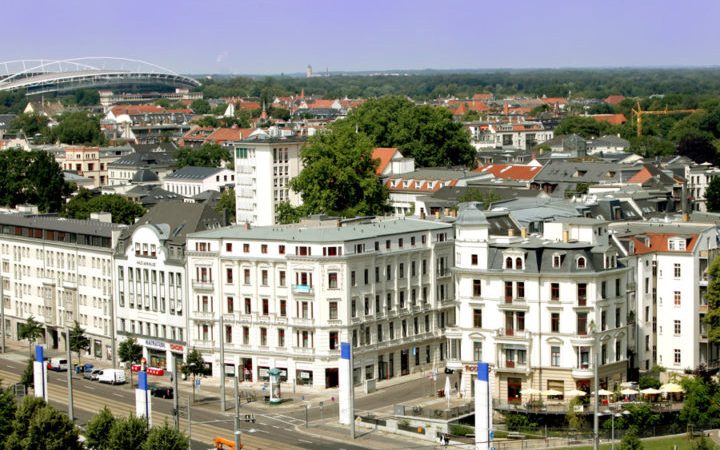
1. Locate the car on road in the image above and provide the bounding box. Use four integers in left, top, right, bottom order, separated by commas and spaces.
97, 369, 126, 385
47, 358, 68, 372
83, 368, 103, 381
149, 385, 173, 399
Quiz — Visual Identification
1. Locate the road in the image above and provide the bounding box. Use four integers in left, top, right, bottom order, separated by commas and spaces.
0, 359, 370, 450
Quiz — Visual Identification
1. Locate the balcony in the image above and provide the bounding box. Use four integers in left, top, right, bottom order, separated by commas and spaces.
496, 328, 528, 339
436, 269, 452, 279
292, 284, 314, 295
291, 317, 314, 327
572, 365, 594, 379
496, 360, 528, 372
194, 340, 214, 350
293, 347, 315, 356
192, 279, 214, 291
191, 310, 216, 321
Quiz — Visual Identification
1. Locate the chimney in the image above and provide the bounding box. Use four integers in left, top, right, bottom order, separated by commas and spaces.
508, 228, 515, 237
243, 222, 251, 230
562, 230, 569, 242
520, 227, 527, 238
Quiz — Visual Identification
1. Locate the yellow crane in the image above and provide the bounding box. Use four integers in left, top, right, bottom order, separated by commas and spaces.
631, 101, 702, 136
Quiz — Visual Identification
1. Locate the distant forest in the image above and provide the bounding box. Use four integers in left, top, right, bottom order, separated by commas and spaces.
199, 68, 720, 101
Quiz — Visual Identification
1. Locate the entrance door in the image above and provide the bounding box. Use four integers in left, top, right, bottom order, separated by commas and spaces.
378, 356, 386, 380
400, 349, 410, 376
325, 368, 339, 388
49, 329, 59, 349
508, 377, 522, 403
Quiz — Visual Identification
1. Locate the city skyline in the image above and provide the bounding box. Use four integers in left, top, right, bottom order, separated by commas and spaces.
2, 0, 718, 75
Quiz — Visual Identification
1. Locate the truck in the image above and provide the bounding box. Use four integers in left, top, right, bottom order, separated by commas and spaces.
47, 358, 68, 372
97, 369, 126, 385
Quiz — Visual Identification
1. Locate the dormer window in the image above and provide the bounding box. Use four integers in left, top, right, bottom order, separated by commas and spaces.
577, 256, 586, 269
552, 254, 561, 268
505, 257, 513, 269
515, 257, 523, 270
667, 238, 686, 251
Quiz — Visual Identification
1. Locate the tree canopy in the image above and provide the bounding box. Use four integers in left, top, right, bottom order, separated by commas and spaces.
107, 414, 148, 450
118, 336, 143, 365
286, 125, 389, 220
85, 406, 115, 450
175, 143, 232, 169
190, 99, 211, 114
69, 321, 90, 365
49, 111, 105, 145
18, 316, 44, 356
5, 397, 81, 450
62, 189, 146, 224
0, 149, 72, 212
341, 96, 476, 167
142, 422, 189, 450
705, 255, 720, 345
214, 187, 236, 224
9, 113, 49, 138
0, 383, 17, 448
553, 115, 625, 139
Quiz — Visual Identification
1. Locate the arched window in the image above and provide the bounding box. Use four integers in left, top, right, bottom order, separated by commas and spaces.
577, 256, 586, 269
505, 257, 513, 269
515, 257, 523, 269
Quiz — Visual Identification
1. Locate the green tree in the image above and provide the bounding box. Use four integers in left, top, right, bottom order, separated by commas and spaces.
618, 426, 643, 450
18, 316, 43, 357
458, 189, 502, 209
142, 422, 189, 450
628, 135, 676, 157
676, 130, 719, 165
288, 125, 389, 218
19, 359, 33, 389
612, 404, 660, 431
184, 348, 205, 404
461, 109, 481, 122
9, 113, 49, 138
175, 143, 232, 169
693, 437, 718, 450
190, 99, 211, 114
118, 337, 143, 388
49, 111, 105, 145
680, 376, 720, 429
85, 406, 116, 450
107, 414, 148, 450
565, 397, 587, 430
705, 177, 720, 213
638, 375, 661, 390
68, 321, 90, 367
24, 404, 81, 450
0, 149, 71, 212
62, 189, 146, 225
275, 201, 302, 225
0, 382, 17, 449
705, 256, 720, 344
554, 115, 617, 138
214, 187, 236, 224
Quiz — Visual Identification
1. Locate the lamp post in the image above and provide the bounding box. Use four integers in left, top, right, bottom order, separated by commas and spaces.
607, 409, 630, 450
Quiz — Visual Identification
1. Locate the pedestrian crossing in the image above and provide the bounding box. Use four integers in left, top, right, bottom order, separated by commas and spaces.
0, 368, 300, 450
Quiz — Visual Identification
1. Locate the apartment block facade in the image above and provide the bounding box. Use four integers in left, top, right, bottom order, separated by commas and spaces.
186, 217, 455, 388
449, 204, 630, 403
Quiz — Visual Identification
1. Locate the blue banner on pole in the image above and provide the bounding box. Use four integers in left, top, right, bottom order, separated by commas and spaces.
477, 362, 489, 382
138, 371, 149, 390
35, 345, 44, 363
340, 342, 351, 360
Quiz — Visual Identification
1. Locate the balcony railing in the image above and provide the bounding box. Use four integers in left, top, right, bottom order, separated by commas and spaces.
578, 297, 587, 306
192, 310, 215, 321
293, 347, 315, 356
192, 279, 214, 290
292, 284, 314, 295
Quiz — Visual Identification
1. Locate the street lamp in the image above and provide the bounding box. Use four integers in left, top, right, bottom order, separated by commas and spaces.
605, 409, 631, 450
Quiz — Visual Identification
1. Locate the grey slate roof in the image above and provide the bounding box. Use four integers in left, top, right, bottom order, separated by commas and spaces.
125, 185, 181, 206
0, 212, 124, 238
165, 166, 225, 180
533, 161, 628, 184
108, 151, 176, 168
131, 169, 159, 183
0, 114, 16, 130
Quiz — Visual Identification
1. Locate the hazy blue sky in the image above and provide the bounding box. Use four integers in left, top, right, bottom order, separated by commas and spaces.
3, 0, 719, 74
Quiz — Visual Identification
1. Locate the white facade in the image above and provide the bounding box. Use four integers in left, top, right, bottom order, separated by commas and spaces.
0, 212, 123, 362
687, 165, 720, 212
234, 134, 305, 226
468, 122, 553, 150
186, 218, 455, 388
163, 168, 235, 198
450, 206, 629, 403
114, 224, 190, 372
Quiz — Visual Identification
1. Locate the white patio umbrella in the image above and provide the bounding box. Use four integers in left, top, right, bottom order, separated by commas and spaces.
592, 389, 613, 396
621, 388, 639, 396
565, 389, 587, 397
640, 387, 662, 395
660, 383, 684, 393
542, 389, 563, 397
521, 388, 541, 396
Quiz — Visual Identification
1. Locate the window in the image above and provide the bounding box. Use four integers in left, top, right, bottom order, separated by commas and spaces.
471, 254, 478, 266
673, 263, 681, 278
577, 313, 588, 335
473, 279, 481, 297
516, 257, 522, 269
473, 342, 482, 361
225, 243, 232, 252
260, 327, 267, 346
674, 320, 681, 335
552, 254, 561, 268
243, 269, 250, 285
261, 270, 268, 286
674, 349, 681, 365
329, 331, 339, 350
399, 263, 404, 279
551, 346, 560, 367
351, 271, 356, 286
261, 244, 268, 254
242, 326, 250, 345
385, 240, 391, 249
577, 283, 587, 305
279, 300, 287, 317
225, 325, 233, 343
328, 272, 338, 289
504, 281, 513, 303
243, 243, 250, 253
244, 298, 251, 314
279, 245, 285, 255
226, 297, 234, 313
262, 298, 269, 315
279, 271, 286, 287
473, 309, 482, 328
278, 329, 285, 347
577, 257, 586, 269
329, 302, 338, 320
615, 307, 621, 327
505, 257, 513, 269
517, 281, 525, 298
551, 283, 560, 301
551, 313, 560, 332
398, 238, 403, 248
674, 291, 681, 306
226, 268, 233, 284
351, 298, 357, 318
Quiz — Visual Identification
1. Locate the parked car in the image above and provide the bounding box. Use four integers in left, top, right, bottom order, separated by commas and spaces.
47, 358, 68, 372
83, 368, 103, 381
97, 369, 126, 385
149, 385, 174, 399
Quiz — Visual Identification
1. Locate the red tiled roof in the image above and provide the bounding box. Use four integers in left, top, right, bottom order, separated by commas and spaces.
631, 233, 697, 255
541, 97, 567, 105
110, 104, 165, 115
590, 114, 627, 125
309, 99, 336, 109
472, 93, 493, 101
473, 164, 542, 181
237, 102, 261, 110
372, 147, 398, 176
627, 166, 652, 184
604, 95, 625, 105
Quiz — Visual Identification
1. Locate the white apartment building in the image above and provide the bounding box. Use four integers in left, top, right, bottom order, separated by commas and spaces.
186, 217, 455, 388
449, 204, 630, 403
0, 210, 124, 362
611, 221, 720, 374
163, 166, 235, 198
233, 132, 305, 226
468, 122, 553, 150
114, 202, 224, 372
686, 165, 720, 212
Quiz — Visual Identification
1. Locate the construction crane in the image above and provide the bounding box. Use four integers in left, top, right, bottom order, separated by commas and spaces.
631, 101, 702, 136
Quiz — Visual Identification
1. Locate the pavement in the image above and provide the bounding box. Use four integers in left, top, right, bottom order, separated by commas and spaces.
0, 338, 456, 449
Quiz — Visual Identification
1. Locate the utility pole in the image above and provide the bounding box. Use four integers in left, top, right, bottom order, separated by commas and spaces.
187, 395, 192, 450
66, 324, 74, 420
234, 374, 241, 450
173, 357, 180, 430
219, 310, 226, 412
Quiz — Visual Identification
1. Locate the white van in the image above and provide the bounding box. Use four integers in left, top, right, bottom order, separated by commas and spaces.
97, 369, 126, 385
47, 358, 68, 372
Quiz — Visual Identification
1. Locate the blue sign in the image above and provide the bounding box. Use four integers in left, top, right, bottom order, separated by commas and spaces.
340, 342, 351, 360
35, 345, 44, 363
195, 378, 201, 386
477, 362, 489, 382
138, 371, 149, 391
490, 431, 494, 441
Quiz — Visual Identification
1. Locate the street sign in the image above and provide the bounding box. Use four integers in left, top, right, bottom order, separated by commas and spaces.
490, 431, 494, 441
195, 378, 201, 386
